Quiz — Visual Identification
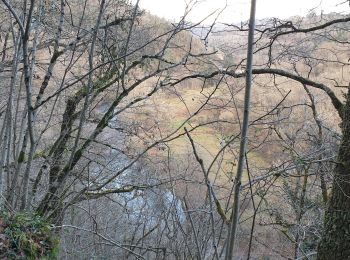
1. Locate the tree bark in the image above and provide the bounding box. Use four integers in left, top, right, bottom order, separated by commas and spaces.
317, 88, 350, 259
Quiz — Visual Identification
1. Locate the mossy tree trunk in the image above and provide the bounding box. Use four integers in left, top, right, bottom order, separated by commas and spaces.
317, 88, 350, 259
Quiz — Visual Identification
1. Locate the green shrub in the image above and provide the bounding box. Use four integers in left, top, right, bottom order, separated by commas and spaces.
0, 210, 59, 259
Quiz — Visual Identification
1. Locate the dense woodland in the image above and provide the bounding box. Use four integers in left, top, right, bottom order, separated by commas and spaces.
0, 0, 349, 259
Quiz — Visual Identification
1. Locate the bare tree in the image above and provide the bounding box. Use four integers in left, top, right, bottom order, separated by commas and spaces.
0, 0, 349, 259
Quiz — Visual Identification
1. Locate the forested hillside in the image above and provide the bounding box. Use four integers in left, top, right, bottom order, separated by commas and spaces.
0, 0, 349, 259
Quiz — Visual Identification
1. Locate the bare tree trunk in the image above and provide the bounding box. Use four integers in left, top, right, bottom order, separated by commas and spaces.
294, 169, 309, 259
303, 85, 328, 204
19, 0, 38, 210
0, 28, 21, 205
225, 1, 256, 259
37, 0, 107, 220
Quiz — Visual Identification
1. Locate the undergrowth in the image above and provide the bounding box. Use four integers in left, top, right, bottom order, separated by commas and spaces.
0, 210, 59, 259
